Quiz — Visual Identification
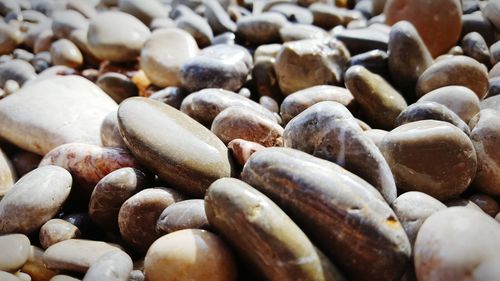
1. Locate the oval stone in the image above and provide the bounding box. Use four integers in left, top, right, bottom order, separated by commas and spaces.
39, 219, 81, 249
156, 199, 209, 234
241, 147, 411, 281
0, 234, 31, 272
227, 139, 265, 166
0, 23, 23, 55
50, 39, 83, 69
118, 0, 167, 26
0, 166, 72, 234
118, 97, 232, 197
236, 13, 288, 45
96, 72, 138, 103
380, 120, 477, 200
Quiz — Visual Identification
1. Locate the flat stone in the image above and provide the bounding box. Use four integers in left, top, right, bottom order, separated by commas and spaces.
0, 166, 72, 234
141, 28, 199, 88
118, 0, 167, 26
0, 234, 31, 272
50, 39, 83, 69
380, 120, 477, 200
156, 199, 209, 234
0, 75, 117, 155
118, 97, 232, 197
43, 239, 123, 273
87, 11, 151, 62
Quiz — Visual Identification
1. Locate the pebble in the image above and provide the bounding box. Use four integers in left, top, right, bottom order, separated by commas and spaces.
461, 13, 495, 47
50, 276, 80, 281
118, 0, 167, 26
417, 85, 480, 123
96, 72, 138, 103
82, 250, 133, 281
236, 13, 288, 45
39, 219, 81, 249
283, 101, 397, 203
268, 3, 313, 25
462, 31, 491, 66
180, 44, 251, 92
347, 49, 390, 80
21, 246, 58, 281
118, 97, 232, 197
180, 88, 276, 127
468, 194, 500, 217
0, 59, 36, 88
99, 111, 126, 148
0, 23, 23, 55
0, 75, 117, 155
156, 199, 209, 234
140, 28, 199, 88
0, 148, 16, 196
51, 10, 88, 39
144, 229, 237, 281
334, 27, 389, 55
0, 271, 21, 281
148, 87, 185, 109
279, 23, 330, 42
43, 239, 123, 273
0, 234, 31, 272
0, 166, 72, 234
414, 207, 500, 281
211, 106, 284, 146
66, 0, 97, 19
416, 55, 489, 99
227, 138, 265, 166
385, 0, 462, 57
205, 178, 342, 281
345, 65, 407, 129
274, 39, 348, 95
89, 167, 148, 232
204, 0, 236, 35
174, 9, 214, 48
50, 39, 83, 69
363, 129, 388, 148
483, 0, 500, 31
469, 109, 500, 196
388, 21, 433, 100
87, 11, 151, 62
259, 96, 279, 113
488, 77, 500, 97
491, 41, 500, 66
309, 3, 344, 29
242, 147, 411, 281
380, 120, 477, 200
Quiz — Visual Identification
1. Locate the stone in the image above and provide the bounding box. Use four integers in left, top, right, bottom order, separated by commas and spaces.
236, 13, 288, 45
89, 168, 148, 232
0, 59, 36, 88
309, 3, 345, 29
82, 250, 133, 281
87, 11, 151, 62
481, 94, 500, 111
461, 13, 495, 47
66, 0, 97, 19
175, 11, 213, 48
417, 85, 480, 123
180, 88, 276, 127
144, 229, 237, 281
380, 120, 477, 200
21, 246, 58, 281
227, 139, 265, 166
50, 275, 80, 281
468, 194, 500, 217
156, 199, 209, 234
205, 178, 342, 281
39, 219, 81, 249
0, 23, 23, 55
0, 166, 72, 234
211, 106, 284, 147
416, 55, 489, 99
100, 111, 126, 148
388, 21, 433, 100
259, 96, 279, 113
347, 50, 390, 80
34, 29, 55, 54
274, 39, 349, 95
96, 72, 138, 103
118, 97, 232, 197
268, 3, 313, 25
149, 87, 185, 109
43, 239, 123, 273
0, 234, 31, 272
462, 32, 491, 66
469, 109, 500, 196
414, 207, 500, 281
68, 29, 100, 65
140, 28, 199, 88
51, 10, 88, 39
491, 41, 500, 66
242, 147, 411, 281
204, 0, 236, 35
0, 271, 21, 281
363, 129, 388, 148
483, 0, 500, 31
118, 187, 184, 253
0, 148, 16, 197
50, 39, 83, 69
0, 75, 117, 155
280, 85, 356, 124
334, 27, 389, 55
391, 191, 446, 247
488, 77, 500, 97
252, 58, 281, 101
283, 101, 397, 203
345, 65, 407, 129
118, 0, 167, 26
395, 102, 471, 135
180, 44, 251, 92
385, 0, 462, 57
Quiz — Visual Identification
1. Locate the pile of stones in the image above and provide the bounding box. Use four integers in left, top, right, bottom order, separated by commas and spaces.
0, 0, 499, 280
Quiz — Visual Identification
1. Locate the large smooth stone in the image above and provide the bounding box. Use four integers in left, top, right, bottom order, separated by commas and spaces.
345, 65, 407, 129
0, 75, 117, 155
87, 11, 151, 62
380, 120, 477, 200
241, 147, 411, 281
0, 166, 72, 234
140, 28, 199, 88
144, 229, 237, 281
82, 250, 133, 281
284, 101, 397, 203
0, 234, 31, 272
416, 56, 489, 99
43, 239, 122, 273
0, 148, 16, 197
118, 97, 231, 197
205, 178, 343, 281
118, 0, 167, 26
180, 88, 276, 127
414, 207, 500, 281
470, 109, 500, 196
385, 0, 462, 57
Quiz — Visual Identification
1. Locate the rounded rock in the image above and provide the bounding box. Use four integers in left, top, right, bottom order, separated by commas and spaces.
50, 39, 83, 69
0, 23, 23, 55
236, 13, 288, 45
39, 219, 81, 249
0, 234, 31, 272
156, 199, 209, 234
100, 111, 127, 148
118, 0, 167, 26
227, 139, 265, 166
